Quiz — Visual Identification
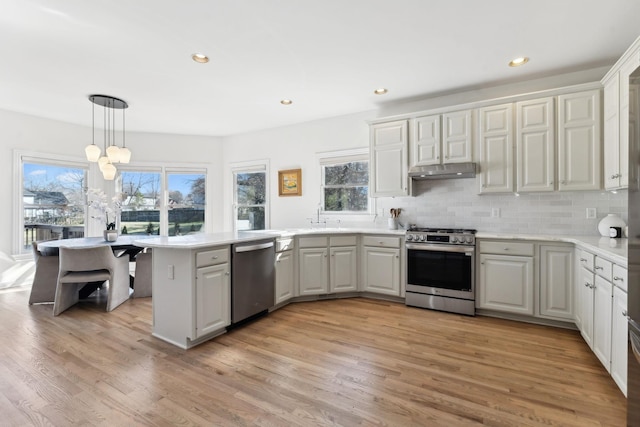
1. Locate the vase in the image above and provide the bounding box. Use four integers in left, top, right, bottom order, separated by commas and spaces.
104, 229, 118, 242
597, 214, 626, 237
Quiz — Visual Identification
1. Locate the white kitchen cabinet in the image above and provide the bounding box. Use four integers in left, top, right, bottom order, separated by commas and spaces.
274, 238, 295, 305
298, 235, 358, 295
370, 120, 408, 197
611, 285, 628, 396
298, 247, 329, 295
442, 110, 473, 163
577, 262, 595, 348
478, 253, 534, 315
329, 246, 358, 292
557, 90, 601, 191
361, 235, 401, 296
411, 114, 440, 166
477, 103, 513, 193
196, 263, 230, 338
539, 245, 573, 321
593, 275, 613, 373
516, 97, 555, 192
602, 36, 640, 190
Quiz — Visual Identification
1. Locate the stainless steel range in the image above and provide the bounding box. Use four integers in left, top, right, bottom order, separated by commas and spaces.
405, 228, 476, 316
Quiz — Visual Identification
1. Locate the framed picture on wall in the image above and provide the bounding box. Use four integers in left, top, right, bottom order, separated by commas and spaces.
278, 168, 302, 196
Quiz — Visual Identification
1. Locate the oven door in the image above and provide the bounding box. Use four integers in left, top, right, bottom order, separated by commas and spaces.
406, 243, 474, 300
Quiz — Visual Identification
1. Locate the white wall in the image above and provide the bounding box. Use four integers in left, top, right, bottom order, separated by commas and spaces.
1, 108, 224, 256
221, 66, 627, 235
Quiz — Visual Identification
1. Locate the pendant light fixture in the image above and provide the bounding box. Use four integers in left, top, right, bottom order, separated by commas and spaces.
85, 95, 129, 180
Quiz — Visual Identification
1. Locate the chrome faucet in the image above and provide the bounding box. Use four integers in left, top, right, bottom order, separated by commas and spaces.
307, 207, 327, 226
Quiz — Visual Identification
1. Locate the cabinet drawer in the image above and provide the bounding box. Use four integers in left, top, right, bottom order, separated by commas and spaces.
595, 257, 613, 281
362, 235, 401, 248
196, 247, 229, 268
298, 236, 328, 248
613, 264, 627, 292
276, 238, 295, 252
578, 250, 595, 272
478, 241, 534, 256
330, 235, 357, 247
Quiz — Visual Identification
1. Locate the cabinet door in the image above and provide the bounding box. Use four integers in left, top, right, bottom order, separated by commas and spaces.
478, 254, 534, 315
604, 74, 621, 189
539, 245, 573, 320
298, 248, 328, 295
611, 286, 628, 396
557, 90, 601, 191
619, 58, 640, 188
578, 267, 595, 348
516, 97, 555, 192
195, 263, 230, 338
478, 104, 513, 193
275, 250, 294, 304
370, 120, 408, 197
330, 246, 358, 292
412, 115, 440, 166
362, 246, 400, 296
593, 276, 613, 372
442, 110, 473, 163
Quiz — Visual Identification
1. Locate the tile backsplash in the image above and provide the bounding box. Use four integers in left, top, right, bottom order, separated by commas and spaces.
372, 179, 627, 236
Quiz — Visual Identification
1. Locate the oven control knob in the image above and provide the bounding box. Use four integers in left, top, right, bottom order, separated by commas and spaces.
406, 234, 413, 241
466, 236, 473, 244
419, 235, 426, 241
451, 236, 458, 243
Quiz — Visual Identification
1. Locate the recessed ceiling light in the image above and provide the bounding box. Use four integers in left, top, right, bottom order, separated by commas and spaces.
280, 99, 293, 105
192, 53, 209, 64
374, 88, 388, 95
508, 57, 529, 67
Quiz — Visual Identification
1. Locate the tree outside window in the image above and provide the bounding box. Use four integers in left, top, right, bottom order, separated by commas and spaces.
234, 171, 266, 230
322, 160, 369, 212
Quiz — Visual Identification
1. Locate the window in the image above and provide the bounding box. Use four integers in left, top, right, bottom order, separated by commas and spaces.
232, 161, 269, 231
320, 149, 369, 213
18, 154, 88, 254
119, 167, 207, 236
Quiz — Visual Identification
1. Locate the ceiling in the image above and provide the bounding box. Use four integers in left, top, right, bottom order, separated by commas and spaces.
2, 0, 640, 137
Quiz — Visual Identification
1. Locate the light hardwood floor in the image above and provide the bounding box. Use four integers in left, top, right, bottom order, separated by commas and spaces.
0, 289, 626, 426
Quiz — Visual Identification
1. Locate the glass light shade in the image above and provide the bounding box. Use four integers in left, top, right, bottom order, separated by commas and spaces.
119, 147, 131, 163
85, 144, 101, 162
98, 156, 109, 172
106, 145, 121, 163
102, 163, 117, 180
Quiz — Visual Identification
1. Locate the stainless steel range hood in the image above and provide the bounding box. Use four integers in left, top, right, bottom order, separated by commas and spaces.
408, 162, 477, 180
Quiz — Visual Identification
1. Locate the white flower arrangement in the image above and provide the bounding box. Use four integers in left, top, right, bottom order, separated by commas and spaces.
86, 188, 122, 230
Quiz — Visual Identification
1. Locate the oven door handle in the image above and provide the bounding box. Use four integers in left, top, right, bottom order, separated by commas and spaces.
406, 243, 474, 254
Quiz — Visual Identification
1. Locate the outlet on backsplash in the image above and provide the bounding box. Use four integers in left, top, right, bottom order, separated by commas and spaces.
491, 208, 501, 218
586, 208, 596, 219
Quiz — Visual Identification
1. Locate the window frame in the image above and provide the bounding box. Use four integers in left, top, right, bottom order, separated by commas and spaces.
230, 159, 270, 232
318, 148, 372, 215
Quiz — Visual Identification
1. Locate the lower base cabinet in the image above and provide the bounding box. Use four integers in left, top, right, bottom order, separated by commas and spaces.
478, 253, 534, 315
593, 276, 613, 373
196, 263, 230, 338
361, 236, 401, 296
539, 245, 574, 320
611, 286, 628, 396
275, 249, 294, 304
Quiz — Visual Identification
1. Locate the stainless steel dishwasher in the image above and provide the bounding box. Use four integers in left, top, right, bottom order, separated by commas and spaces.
231, 239, 275, 324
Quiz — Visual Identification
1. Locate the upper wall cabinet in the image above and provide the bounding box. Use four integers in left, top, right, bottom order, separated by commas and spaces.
557, 89, 602, 191
477, 103, 513, 193
410, 110, 473, 167
602, 36, 640, 190
516, 97, 555, 192
370, 120, 409, 197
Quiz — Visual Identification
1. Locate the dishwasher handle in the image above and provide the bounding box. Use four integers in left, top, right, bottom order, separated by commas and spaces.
234, 241, 274, 253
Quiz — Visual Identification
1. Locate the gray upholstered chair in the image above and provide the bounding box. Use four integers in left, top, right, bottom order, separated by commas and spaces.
132, 248, 152, 298
28, 241, 59, 305
53, 245, 130, 315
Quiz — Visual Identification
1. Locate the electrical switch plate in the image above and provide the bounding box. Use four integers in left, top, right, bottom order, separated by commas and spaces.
491, 208, 501, 218
586, 208, 596, 219
168, 265, 174, 280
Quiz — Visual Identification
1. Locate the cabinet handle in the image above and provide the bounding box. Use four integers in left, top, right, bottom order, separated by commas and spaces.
225, 272, 230, 276
561, 180, 566, 185
396, 255, 399, 258
211, 256, 218, 259
591, 284, 596, 289
379, 241, 385, 245
595, 266, 603, 270
580, 258, 587, 262
613, 276, 623, 281
503, 248, 509, 251
623, 310, 629, 317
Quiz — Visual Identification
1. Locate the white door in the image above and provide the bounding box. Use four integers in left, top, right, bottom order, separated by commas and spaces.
604, 74, 621, 189
196, 263, 230, 338
592, 276, 613, 372
275, 250, 294, 304
362, 247, 400, 295
611, 286, 628, 396
478, 104, 513, 193
298, 248, 328, 295
557, 90, 601, 191
370, 120, 408, 197
412, 115, 441, 166
539, 245, 573, 320
442, 110, 473, 163
330, 246, 358, 292
578, 267, 595, 348
478, 254, 534, 315
516, 97, 555, 192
